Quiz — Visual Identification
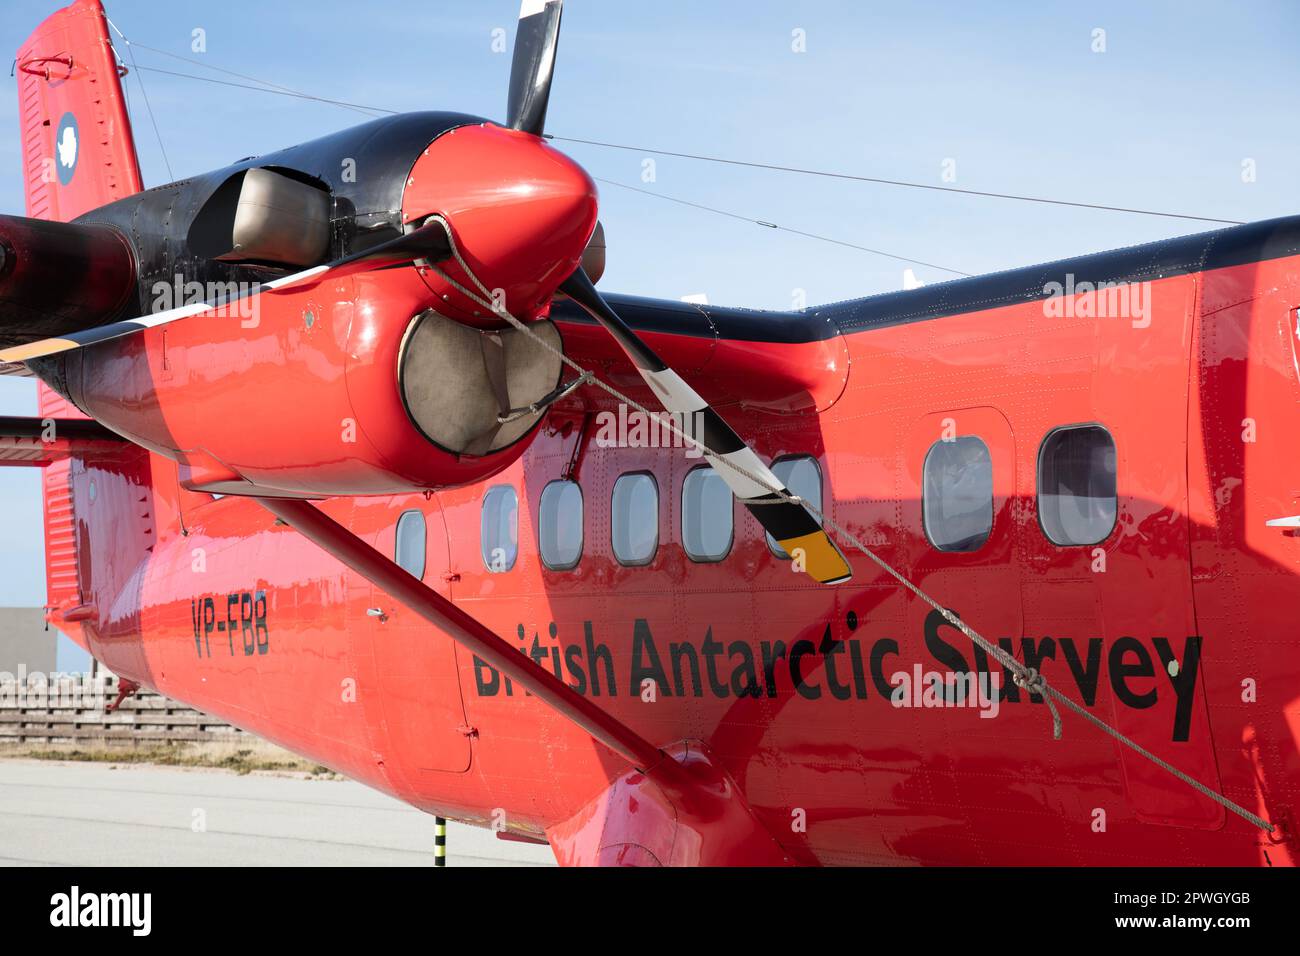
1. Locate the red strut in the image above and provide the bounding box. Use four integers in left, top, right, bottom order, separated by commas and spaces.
253, 496, 688, 787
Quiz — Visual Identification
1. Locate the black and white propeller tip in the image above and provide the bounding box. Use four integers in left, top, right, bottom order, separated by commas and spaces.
506, 0, 564, 136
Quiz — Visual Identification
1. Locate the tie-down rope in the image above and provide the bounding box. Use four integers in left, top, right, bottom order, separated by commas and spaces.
421, 214, 1274, 836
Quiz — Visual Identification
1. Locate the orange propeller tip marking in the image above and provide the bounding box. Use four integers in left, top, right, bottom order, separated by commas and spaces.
0, 338, 79, 363
777, 530, 853, 584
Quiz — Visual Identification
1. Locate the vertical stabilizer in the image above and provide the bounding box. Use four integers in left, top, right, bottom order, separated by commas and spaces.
16, 0, 142, 223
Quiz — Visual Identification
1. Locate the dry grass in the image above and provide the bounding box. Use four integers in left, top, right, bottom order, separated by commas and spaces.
0, 740, 340, 778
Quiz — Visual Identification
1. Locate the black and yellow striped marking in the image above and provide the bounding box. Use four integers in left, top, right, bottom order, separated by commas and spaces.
558, 266, 853, 586
434, 816, 447, 867
774, 529, 853, 584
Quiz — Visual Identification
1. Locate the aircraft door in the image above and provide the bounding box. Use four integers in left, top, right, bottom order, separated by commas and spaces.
1092, 279, 1222, 829
348, 495, 472, 775
1017, 275, 1222, 830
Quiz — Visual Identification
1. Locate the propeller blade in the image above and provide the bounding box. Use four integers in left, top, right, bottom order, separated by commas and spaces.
506, 0, 564, 136
0, 221, 452, 365
559, 267, 852, 585
328, 219, 453, 274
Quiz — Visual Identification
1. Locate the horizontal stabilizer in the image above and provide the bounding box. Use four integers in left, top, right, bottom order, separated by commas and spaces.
0, 414, 127, 466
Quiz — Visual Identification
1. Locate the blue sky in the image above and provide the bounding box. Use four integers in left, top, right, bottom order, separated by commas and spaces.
1, 0, 1298, 605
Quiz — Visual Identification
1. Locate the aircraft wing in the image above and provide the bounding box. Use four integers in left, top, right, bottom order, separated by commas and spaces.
549, 291, 850, 414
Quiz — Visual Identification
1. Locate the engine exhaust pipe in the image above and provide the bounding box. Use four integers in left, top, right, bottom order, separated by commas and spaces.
0, 214, 137, 348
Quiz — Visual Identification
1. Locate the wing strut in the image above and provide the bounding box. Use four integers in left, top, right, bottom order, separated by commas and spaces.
253, 495, 685, 784
258, 495, 793, 864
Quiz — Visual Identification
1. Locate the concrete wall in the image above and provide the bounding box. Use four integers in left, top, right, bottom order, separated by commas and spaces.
0, 607, 56, 675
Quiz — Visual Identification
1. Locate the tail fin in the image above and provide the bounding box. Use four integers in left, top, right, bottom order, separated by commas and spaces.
16, 1, 149, 631
16, 0, 142, 222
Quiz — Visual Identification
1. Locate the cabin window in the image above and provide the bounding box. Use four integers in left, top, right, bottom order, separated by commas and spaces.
394, 510, 427, 579
923, 436, 993, 552
767, 456, 823, 558
539, 479, 583, 570
611, 472, 658, 566
481, 485, 519, 572
682, 466, 733, 562
1037, 425, 1117, 546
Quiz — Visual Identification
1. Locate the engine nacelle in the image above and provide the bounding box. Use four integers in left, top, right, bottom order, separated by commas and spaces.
29, 111, 595, 497
59, 269, 563, 497
0, 214, 136, 347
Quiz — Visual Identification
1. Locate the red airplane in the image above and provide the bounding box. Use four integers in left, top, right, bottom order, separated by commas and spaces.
2, 0, 1297, 867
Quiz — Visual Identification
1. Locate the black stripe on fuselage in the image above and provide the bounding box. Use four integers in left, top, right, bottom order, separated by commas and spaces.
550, 215, 1300, 344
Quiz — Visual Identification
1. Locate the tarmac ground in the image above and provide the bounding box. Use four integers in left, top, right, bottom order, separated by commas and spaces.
0, 758, 556, 867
